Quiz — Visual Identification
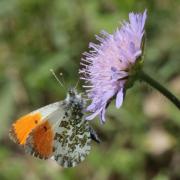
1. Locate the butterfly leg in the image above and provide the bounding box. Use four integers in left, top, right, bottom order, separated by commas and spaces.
89, 126, 101, 143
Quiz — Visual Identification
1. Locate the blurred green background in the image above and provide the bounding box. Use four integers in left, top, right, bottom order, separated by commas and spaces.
0, 0, 180, 180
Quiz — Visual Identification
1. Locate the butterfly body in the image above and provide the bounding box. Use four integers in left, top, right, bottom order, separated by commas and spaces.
9, 88, 95, 167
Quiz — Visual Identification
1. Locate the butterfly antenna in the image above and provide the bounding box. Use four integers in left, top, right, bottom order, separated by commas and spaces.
59, 72, 66, 87
50, 69, 64, 88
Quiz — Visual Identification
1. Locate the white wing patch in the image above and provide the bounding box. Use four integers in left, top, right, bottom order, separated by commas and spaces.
32, 102, 61, 119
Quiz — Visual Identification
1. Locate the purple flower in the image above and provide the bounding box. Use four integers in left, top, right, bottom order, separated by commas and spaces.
79, 10, 147, 123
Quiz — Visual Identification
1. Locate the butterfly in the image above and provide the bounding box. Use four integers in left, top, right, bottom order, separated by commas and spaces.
9, 87, 100, 168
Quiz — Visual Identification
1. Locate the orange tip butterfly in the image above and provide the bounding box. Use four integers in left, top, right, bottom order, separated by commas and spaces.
9, 87, 100, 168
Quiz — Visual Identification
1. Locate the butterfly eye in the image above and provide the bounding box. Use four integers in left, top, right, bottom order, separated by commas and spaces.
68, 87, 77, 97
69, 90, 74, 96
34, 120, 38, 124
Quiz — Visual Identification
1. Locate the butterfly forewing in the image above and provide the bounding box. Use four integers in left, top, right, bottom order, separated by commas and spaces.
9, 102, 61, 145
24, 106, 65, 159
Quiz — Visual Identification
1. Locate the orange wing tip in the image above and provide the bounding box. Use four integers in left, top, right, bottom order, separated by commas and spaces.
25, 120, 54, 159
10, 112, 42, 145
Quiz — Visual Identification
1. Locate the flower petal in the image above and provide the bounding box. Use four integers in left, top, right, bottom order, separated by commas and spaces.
85, 107, 103, 120
100, 106, 106, 123
115, 88, 124, 108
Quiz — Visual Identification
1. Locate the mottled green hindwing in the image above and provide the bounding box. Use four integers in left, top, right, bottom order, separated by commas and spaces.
52, 89, 91, 167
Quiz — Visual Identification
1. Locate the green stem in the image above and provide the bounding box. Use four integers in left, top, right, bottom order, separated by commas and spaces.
139, 71, 180, 109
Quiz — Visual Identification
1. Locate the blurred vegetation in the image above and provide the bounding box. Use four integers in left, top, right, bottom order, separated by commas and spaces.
0, 0, 180, 180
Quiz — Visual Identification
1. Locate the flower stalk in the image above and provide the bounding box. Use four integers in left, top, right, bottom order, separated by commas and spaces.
139, 71, 180, 109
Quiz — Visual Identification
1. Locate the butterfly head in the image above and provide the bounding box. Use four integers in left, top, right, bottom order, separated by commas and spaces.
68, 87, 78, 97
66, 87, 85, 108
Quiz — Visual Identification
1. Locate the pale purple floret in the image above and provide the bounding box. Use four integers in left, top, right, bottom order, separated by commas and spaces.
80, 10, 147, 123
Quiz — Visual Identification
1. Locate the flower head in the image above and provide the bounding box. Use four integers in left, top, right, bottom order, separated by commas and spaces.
79, 10, 147, 123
